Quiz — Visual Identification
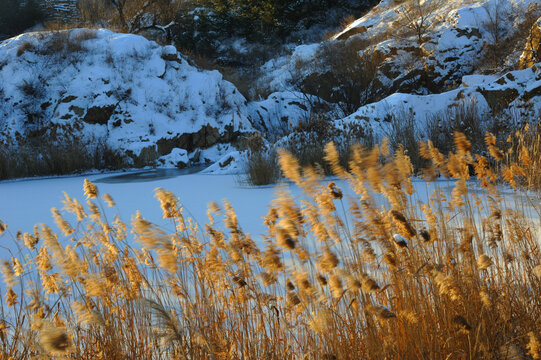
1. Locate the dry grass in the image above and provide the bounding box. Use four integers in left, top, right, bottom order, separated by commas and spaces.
243, 134, 281, 186
509, 122, 541, 192
1, 132, 541, 359
0, 133, 128, 180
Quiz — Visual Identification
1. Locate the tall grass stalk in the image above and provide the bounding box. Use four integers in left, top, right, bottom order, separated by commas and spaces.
1, 132, 540, 359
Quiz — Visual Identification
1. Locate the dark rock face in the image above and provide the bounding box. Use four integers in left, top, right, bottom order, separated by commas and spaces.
125, 145, 158, 167
479, 88, 519, 114
219, 155, 234, 168
156, 124, 241, 155
82, 105, 116, 125
523, 82, 541, 101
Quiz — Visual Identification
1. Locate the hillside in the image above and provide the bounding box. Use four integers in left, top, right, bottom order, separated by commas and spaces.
260, 0, 540, 101
0, 29, 311, 177
0, 0, 540, 180
242, 0, 541, 179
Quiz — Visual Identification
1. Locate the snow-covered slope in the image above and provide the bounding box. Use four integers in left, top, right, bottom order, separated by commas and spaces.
0, 29, 254, 166
247, 91, 320, 138
335, 64, 541, 141
261, 0, 539, 98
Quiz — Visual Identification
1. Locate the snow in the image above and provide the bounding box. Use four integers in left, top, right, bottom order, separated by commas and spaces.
0, 29, 253, 163
1, 172, 538, 262
462, 74, 499, 87
247, 91, 314, 136
201, 151, 247, 175
0, 173, 288, 257
337, 63, 541, 141
258, 44, 320, 93
157, 148, 189, 168
259, 0, 539, 98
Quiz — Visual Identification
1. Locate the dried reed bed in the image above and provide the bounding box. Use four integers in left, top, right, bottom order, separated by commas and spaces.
1, 132, 540, 360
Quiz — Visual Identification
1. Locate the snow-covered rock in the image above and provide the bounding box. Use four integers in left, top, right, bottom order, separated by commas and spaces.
334, 0, 537, 91
201, 151, 246, 175
157, 148, 189, 168
335, 64, 541, 141
247, 91, 314, 138
0, 29, 253, 165
261, 0, 540, 98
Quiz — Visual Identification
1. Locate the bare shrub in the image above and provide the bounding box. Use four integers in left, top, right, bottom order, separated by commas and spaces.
294, 37, 385, 114
386, 109, 423, 170
73, 28, 98, 42
426, 98, 486, 155
18, 79, 45, 98
16, 41, 35, 57
510, 121, 541, 191
244, 149, 280, 186
38, 31, 86, 56
0, 132, 128, 180
283, 117, 373, 176
480, 1, 541, 70
78, 0, 178, 35
242, 133, 281, 186
394, 0, 445, 45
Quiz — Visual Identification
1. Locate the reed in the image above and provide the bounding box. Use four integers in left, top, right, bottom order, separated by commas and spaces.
1, 131, 540, 359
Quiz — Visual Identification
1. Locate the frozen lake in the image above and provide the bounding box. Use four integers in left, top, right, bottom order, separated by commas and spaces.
1, 168, 539, 260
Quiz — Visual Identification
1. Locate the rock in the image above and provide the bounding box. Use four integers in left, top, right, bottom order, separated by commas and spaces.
523, 81, 541, 101
0, 29, 255, 169
157, 148, 189, 168
60, 95, 77, 103
82, 105, 116, 125
201, 151, 246, 175
190, 149, 201, 163
336, 26, 368, 41
68, 105, 85, 117
219, 156, 234, 168
479, 88, 519, 114
125, 146, 159, 168
156, 125, 241, 155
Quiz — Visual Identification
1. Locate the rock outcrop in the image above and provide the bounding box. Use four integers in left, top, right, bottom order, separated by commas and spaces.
0, 29, 255, 166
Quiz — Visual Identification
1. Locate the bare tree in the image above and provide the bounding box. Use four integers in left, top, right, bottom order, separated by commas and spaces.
394, 0, 444, 45
79, 0, 180, 38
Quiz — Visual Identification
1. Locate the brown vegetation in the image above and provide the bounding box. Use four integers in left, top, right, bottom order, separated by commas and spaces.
0, 133, 128, 180
1, 132, 540, 359
293, 36, 386, 114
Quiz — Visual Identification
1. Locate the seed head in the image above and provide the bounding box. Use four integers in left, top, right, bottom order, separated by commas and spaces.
277, 228, 296, 250
0, 220, 6, 235
452, 315, 471, 333
328, 182, 343, 200
319, 248, 339, 273
393, 234, 408, 248
366, 305, 396, 320
454, 131, 471, 154
39, 324, 72, 355
477, 254, 492, 270
329, 274, 343, 299
83, 179, 98, 199
527, 332, 541, 360
533, 265, 541, 279
361, 274, 380, 292
286, 292, 301, 307
102, 193, 116, 207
